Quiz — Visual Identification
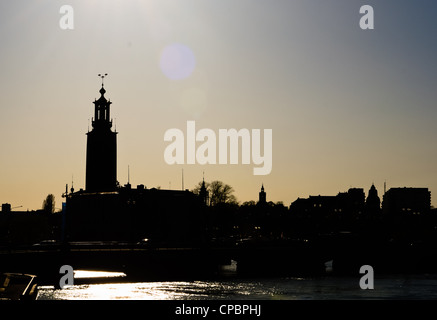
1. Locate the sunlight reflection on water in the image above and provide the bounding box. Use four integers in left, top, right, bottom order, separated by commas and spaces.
36, 274, 437, 300
37, 280, 279, 300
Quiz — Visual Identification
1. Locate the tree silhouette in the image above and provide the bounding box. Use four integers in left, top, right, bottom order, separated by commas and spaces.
192, 180, 237, 206
42, 194, 55, 214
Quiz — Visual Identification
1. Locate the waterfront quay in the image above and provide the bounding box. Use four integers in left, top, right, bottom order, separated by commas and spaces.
2, 234, 437, 285
0, 239, 329, 284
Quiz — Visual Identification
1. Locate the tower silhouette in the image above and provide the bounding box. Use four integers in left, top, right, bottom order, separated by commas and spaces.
259, 184, 266, 204
366, 184, 380, 209
199, 174, 209, 206
85, 75, 117, 192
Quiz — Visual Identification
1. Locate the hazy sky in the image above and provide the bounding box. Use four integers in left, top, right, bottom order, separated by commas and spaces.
1, 0, 437, 210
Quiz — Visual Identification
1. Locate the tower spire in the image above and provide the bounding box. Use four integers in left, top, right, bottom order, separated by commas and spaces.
199, 171, 209, 206
92, 74, 112, 129
259, 183, 266, 204
98, 73, 108, 87
201, 171, 206, 189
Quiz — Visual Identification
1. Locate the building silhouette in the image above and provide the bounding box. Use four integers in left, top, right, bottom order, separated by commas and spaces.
258, 184, 266, 205
289, 188, 365, 220
65, 81, 206, 244
336, 188, 365, 216
365, 184, 381, 215
0, 204, 59, 246
86, 84, 117, 192
382, 187, 431, 216
1, 204, 11, 213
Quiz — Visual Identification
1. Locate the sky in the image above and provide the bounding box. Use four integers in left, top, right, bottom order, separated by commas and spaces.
1, 0, 437, 210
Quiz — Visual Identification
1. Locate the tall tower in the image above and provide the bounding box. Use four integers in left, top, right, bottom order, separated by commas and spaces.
85, 74, 117, 192
259, 184, 266, 204
199, 175, 209, 206
365, 184, 381, 213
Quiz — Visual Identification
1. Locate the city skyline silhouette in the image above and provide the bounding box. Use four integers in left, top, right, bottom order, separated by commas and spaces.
2, 2, 437, 304
1, 1, 437, 212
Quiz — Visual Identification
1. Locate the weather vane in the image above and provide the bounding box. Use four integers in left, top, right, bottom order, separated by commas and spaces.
98, 73, 108, 86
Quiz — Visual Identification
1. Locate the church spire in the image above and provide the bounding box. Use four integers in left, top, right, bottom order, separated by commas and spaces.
199, 172, 209, 206
259, 184, 266, 204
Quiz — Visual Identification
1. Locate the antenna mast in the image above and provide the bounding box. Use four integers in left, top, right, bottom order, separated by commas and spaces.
182, 168, 184, 190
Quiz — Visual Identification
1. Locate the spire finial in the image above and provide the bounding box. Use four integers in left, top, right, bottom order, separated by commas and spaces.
98, 73, 108, 87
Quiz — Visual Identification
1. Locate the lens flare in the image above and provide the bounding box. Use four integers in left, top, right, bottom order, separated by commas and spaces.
160, 43, 196, 80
